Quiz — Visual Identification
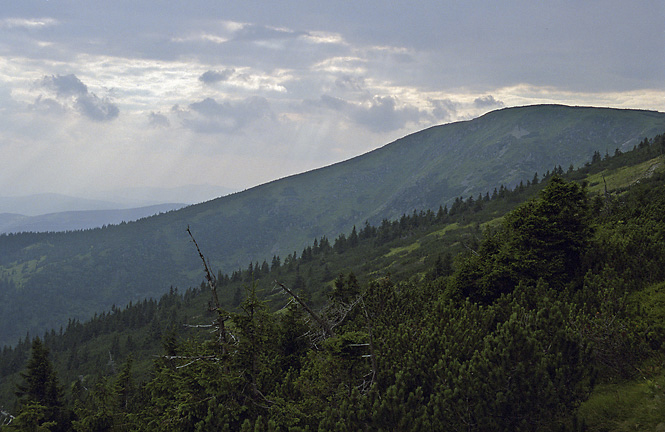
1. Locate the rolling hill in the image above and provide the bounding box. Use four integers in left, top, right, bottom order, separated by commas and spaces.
0, 104, 664, 347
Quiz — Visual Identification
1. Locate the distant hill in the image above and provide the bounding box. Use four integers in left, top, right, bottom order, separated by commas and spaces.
0, 104, 664, 347
0, 193, 126, 217
0, 184, 235, 217
0, 203, 187, 234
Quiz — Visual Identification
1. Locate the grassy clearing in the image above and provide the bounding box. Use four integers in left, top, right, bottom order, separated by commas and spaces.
427, 222, 462, 238
0, 258, 44, 287
385, 241, 421, 257
586, 156, 665, 195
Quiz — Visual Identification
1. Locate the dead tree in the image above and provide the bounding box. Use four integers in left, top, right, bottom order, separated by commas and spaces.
187, 226, 229, 355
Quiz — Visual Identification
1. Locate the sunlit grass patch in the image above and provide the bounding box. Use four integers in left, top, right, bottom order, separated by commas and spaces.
385, 241, 421, 257
586, 156, 665, 195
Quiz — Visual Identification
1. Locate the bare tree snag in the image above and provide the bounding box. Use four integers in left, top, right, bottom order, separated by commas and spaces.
187, 226, 229, 353
276, 281, 335, 338
360, 298, 377, 387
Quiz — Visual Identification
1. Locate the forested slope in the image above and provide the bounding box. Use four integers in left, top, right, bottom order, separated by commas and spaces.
1, 104, 664, 348
2, 133, 665, 430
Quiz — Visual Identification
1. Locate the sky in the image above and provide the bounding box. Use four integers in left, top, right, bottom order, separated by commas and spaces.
1, 1, 663, 205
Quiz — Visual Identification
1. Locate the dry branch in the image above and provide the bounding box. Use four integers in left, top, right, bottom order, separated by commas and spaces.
276, 281, 335, 337
187, 226, 229, 354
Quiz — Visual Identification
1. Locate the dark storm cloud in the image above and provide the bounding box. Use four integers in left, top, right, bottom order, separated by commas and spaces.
199, 69, 236, 84
41, 74, 88, 97
182, 96, 272, 133
75, 94, 119, 121
473, 95, 504, 109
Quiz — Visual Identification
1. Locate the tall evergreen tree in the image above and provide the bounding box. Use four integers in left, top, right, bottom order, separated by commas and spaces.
13, 338, 72, 431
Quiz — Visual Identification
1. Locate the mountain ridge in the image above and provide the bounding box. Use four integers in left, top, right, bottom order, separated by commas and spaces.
0, 104, 664, 347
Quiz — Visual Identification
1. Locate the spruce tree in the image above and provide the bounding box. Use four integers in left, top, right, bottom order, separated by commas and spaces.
13, 337, 72, 431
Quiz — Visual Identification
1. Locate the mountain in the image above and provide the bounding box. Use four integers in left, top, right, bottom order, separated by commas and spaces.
0, 194, 127, 217
0, 104, 664, 347
2, 137, 665, 429
0, 184, 234, 217
0, 203, 187, 234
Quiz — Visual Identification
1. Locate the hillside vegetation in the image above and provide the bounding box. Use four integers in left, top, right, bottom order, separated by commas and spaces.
1, 104, 665, 348
1, 132, 665, 430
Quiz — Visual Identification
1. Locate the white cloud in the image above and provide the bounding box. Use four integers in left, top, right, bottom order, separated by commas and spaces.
311, 57, 367, 75
0, 17, 58, 29
301, 31, 346, 45
0, 1, 661, 200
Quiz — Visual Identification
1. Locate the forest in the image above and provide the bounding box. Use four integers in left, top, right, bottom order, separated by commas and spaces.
2, 104, 664, 350
1, 133, 665, 430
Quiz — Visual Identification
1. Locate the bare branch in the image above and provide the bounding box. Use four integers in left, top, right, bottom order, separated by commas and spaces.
276, 281, 335, 338
0, 410, 14, 426
360, 297, 378, 389
183, 323, 215, 329
186, 225, 220, 309
187, 226, 229, 355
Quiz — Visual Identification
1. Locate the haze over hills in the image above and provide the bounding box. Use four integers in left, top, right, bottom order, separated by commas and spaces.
0, 184, 235, 217
0, 185, 236, 234
1, 104, 664, 347
0, 194, 129, 217
0, 203, 187, 235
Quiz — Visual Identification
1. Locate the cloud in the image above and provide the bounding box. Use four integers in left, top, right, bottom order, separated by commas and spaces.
473, 95, 504, 108
75, 94, 119, 121
41, 74, 88, 97
317, 94, 349, 111
429, 98, 459, 122
231, 24, 305, 43
148, 112, 170, 128
199, 69, 236, 84
309, 94, 428, 133
30, 96, 67, 116
0, 17, 58, 29
181, 96, 272, 133
335, 75, 366, 91
355, 96, 425, 132
38, 74, 120, 122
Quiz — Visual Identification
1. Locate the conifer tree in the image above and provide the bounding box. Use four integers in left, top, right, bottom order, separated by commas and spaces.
13, 338, 72, 431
